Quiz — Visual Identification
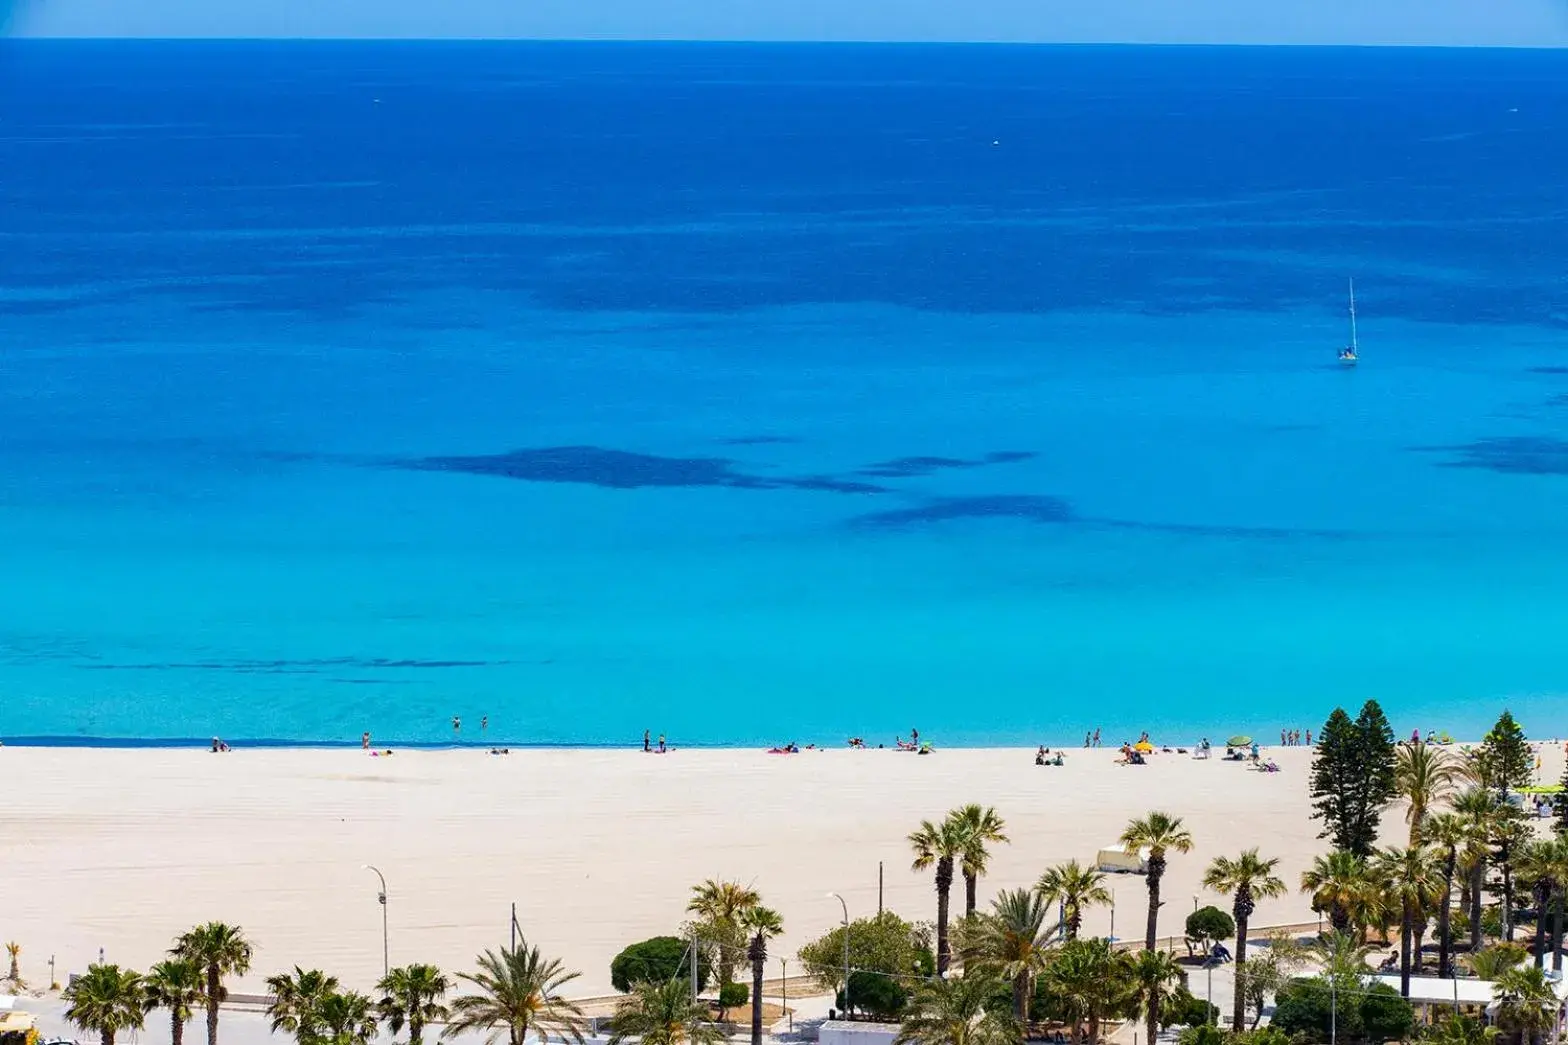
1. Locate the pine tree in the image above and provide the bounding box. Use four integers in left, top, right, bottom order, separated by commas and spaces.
1475, 711, 1532, 795
1310, 702, 1398, 857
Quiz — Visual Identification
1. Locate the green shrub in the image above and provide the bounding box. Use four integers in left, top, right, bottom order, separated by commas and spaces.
1167, 988, 1219, 1027
611, 936, 710, 993
1272, 977, 1358, 1042
1359, 982, 1415, 1042
718, 982, 749, 1013
1271, 974, 1410, 1043
800, 911, 932, 991
1177, 1024, 1228, 1045
836, 970, 909, 1020
1233, 1028, 1293, 1045
1186, 906, 1236, 949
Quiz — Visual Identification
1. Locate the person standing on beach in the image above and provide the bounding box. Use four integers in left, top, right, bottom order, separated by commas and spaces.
658, 733, 666, 753
643, 729, 651, 753
362, 731, 370, 750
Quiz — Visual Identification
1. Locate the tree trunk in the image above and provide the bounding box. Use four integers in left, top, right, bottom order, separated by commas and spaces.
1232, 909, 1250, 1032
751, 947, 765, 1045
411, 1016, 424, 1045
1013, 972, 1029, 1025
965, 871, 978, 919
1145, 854, 1166, 952
1552, 889, 1564, 974
935, 857, 953, 976
172, 1013, 184, 1045
1535, 886, 1550, 969
1470, 862, 1485, 951
101, 1031, 113, 1045
207, 965, 221, 1045
1503, 854, 1516, 942
1399, 904, 1412, 998
1439, 853, 1456, 978
1413, 915, 1429, 975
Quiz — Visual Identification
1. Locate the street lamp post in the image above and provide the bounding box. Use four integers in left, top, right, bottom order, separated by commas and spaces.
1109, 890, 1116, 943
363, 864, 389, 977
829, 893, 850, 1018
1207, 962, 1214, 1025
780, 958, 791, 1033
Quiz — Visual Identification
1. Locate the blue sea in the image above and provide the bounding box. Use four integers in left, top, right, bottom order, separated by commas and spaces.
3, 41, 1568, 746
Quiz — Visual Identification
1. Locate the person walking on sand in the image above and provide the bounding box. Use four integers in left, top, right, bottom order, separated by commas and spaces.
1093, 728, 1102, 748
1084, 731, 1091, 748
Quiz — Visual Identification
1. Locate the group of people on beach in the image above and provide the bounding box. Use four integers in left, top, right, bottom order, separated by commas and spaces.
641, 730, 668, 753
1082, 729, 1103, 747
843, 728, 930, 753
1279, 728, 1312, 746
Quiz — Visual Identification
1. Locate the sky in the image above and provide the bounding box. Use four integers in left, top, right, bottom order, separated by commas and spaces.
5, 0, 1568, 46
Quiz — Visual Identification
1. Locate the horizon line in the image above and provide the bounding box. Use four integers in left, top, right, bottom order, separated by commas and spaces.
8, 37, 1567, 50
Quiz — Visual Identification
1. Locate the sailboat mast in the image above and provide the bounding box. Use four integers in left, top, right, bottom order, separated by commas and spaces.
1348, 277, 1358, 352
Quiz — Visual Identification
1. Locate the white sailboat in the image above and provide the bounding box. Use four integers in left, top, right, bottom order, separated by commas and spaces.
1339, 278, 1359, 366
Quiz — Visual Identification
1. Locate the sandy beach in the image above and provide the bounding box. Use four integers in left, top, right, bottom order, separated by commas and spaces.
2, 742, 1559, 998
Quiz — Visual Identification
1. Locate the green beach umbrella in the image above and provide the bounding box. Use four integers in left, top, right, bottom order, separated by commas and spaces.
1227, 735, 1252, 747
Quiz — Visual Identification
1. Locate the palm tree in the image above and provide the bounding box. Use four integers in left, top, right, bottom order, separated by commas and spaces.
950, 804, 1009, 918
1542, 838, 1568, 973
1427, 1014, 1499, 1045
686, 879, 760, 987
1121, 812, 1194, 951
316, 991, 379, 1045
1202, 848, 1285, 1031
1454, 786, 1501, 951
63, 964, 149, 1045
739, 906, 783, 1045
607, 979, 726, 1045
378, 964, 451, 1045
1516, 842, 1559, 970
910, 816, 968, 975
895, 970, 1018, 1045
266, 968, 342, 1041
1309, 931, 1376, 983
1373, 845, 1443, 997
146, 959, 206, 1045
172, 921, 253, 1045
1494, 964, 1559, 1045
1299, 850, 1373, 933
5, 942, 19, 985
1035, 861, 1112, 940
1425, 812, 1471, 977
1495, 817, 1533, 944
965, 888, 1056, 1023
444, 943, 587, 1045
1126, 949, 1184, 1045
1468, 943, 1530, 981
1394, 741, 1460, 844
1040, 939, 1131, 1045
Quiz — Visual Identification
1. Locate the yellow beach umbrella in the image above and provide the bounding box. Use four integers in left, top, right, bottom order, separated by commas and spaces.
1134, 740, 1155, 753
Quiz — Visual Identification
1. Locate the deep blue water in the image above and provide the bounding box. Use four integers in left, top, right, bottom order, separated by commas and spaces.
3, 41, 1568, 746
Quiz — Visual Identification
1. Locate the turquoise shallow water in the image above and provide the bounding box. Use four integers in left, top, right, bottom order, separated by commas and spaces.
3, 42, 1568, 744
